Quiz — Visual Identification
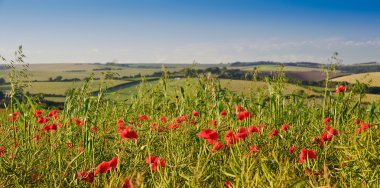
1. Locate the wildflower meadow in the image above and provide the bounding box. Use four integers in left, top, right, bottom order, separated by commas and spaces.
0, 66, 379, 187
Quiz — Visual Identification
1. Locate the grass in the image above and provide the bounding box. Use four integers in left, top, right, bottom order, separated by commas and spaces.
0, 73, 379, 187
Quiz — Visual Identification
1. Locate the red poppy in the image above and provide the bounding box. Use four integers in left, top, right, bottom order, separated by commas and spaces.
95, 161, 111, 174
248, 125, 259, 135
336, 85, 346, 93
289, 145, 295, 153
36, 116, 46, 124
192, 110, 199, 117
160, 116, 167, 123
220, 110, 227, 116
91, 126, 98, 132
235, 105, 245, 113
208, 119, 217, 127
33, 134, 40, 141
48, 109, 58, 119
66, 143, 72, 149
354, 119, 360, 125
138, 115, 148, 121
196, 129, 219, 144
117, 118, 124, 124
321, 133, 332, 142
225, 180, 233, 187
323, 117, 331, 124
327, 128, 339, 136
121, 178, 132, 188
357, 123, 370, 134
34, 109, 42, 117
250, 144, 258, 153
224, 130, 236, 146
269, 129, 279, 138
109, 157, 118, 168
9, 112, 20, 121
41, 124, 57, 132
299, 149, 317, 163
77, 170, 94, 183
167, 122, 179, 130
176, 115, 187, 123
145, 156, 165, 171
281, 124, 289, 131
212, 142, 223, 153
0, 146, 6, 156
234, 127, 247, 140
120, 129, 138, 140
94, 157, 118, 174
236, 111, 249, 120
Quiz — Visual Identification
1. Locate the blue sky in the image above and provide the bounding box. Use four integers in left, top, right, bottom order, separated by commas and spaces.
0, 0, 380, 64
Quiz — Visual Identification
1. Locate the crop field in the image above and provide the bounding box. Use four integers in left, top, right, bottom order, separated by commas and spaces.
0, 74, 379, 187
332, 72, 380, 87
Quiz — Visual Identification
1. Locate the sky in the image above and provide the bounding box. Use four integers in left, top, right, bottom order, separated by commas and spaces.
0, 0, 380, 64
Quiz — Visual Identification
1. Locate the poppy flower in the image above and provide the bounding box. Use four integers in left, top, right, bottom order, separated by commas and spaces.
357, 123, 370, 134
336, 85, 346, 93
145, 156, 165, 171
281, 124, 289, 131
138, 115, 148, 121
109, 157, 118, 168
224, 130, 236, 146
212, 142, 223, 153
234, 127, 248, 140
167, 122, 179, 130
225, 180, 233, 187
196, 129, 219, 144
160, 116, 167, 123
220, 110, 227, 116
66, 143, 72, 149
192, 110, 199, 117
323, 117, 331, 124
41, 124, 57, 132
354, 119, 360, 125
77, 170, 94, 183
299, 149, 317, 163
9, 112, 20, 121
34, 109, 42, 117
208, 119, 217, 127
269, 129, 279, 138
37, 116, 48, 124
48, 110, 58, 119
248, 125, 259, 135
117, 118, 124, 124
95, 161, 111, 174
321, 133, 332, 142
120, 129, 138, 140
121, 178, 132, 188
289, 145, 295, 153
176, 115, 187, 123
94, 157, 118, 174
33, 134, 40, 141
236, 111, 249, 120
327, 128, 339, 136
91, 126, 98, 132
0, 146, 6, 156
250, 144, 258, 153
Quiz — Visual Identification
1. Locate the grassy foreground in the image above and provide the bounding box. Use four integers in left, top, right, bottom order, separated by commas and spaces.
0, 73, 379, 187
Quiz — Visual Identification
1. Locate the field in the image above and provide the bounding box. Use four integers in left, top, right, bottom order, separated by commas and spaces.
332, 72, 380, 87
0, 73, 379, 187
